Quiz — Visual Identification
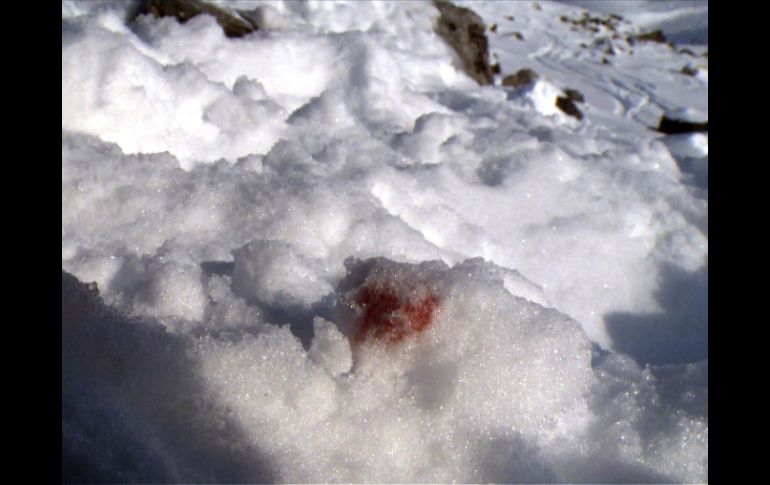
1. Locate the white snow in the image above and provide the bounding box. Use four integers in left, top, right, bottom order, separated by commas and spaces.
62, 0, 707, 482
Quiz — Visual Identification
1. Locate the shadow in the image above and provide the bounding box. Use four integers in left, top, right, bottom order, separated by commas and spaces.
565, 456, 679, 484
199, 260, 336, 350
604, 263, 707, 366
472, 433, 561, 483
257, 296, 337, 350
62, 18, 85, 47
200, 260, 234, 278
666, 29, 708, 46
62, 270, 276, 483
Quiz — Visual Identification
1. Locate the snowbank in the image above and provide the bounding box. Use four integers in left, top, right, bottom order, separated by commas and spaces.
62, 0, 707, 482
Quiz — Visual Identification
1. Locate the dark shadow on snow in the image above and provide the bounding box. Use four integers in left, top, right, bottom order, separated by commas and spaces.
200, 260, 336, 350
604, 263, 707, 366
62, 270, 276, 483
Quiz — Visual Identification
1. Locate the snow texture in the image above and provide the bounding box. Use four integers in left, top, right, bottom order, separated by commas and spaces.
62, 1, 707, 482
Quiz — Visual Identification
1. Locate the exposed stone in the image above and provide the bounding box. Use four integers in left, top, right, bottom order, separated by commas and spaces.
636, 29, 666, 44
681, 65, 698, 76
657, 116, 708, 134
137, 0, 258, 39
434, 0, 494, 86
501, 68, 538, 89
564, 88, 585, 103
556, 96, 584, 120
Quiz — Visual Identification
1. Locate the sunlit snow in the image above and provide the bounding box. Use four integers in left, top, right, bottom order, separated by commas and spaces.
62, 1, 707, 482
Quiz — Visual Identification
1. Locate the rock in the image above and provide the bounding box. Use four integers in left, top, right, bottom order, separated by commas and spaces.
636, 29, 666, 43
434, 0, 494, 86
137, 0, 258, 39
563, 88, 585, 103
657, 116, 708, 134
556, 96, 583, 120
501, 68, 538, 89
681, 64, 699, 77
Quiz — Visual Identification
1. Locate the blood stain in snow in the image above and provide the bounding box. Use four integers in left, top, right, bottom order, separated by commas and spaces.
353, 282, 439, 345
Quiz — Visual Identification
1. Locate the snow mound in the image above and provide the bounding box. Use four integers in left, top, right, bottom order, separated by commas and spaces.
64, 258, 706, 483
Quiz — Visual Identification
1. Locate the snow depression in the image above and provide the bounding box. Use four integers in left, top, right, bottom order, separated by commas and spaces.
62, 0, 708, 482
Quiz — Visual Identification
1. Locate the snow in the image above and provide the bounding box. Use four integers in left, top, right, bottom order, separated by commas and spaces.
62, 0, 707, 482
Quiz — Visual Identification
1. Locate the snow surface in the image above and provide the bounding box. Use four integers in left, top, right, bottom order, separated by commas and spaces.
62, 1, 707, 482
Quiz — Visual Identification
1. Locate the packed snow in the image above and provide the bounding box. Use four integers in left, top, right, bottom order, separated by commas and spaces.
62, 0, 707, 482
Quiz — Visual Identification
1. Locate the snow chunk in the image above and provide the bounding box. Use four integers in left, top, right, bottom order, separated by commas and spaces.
232, 240, 332, 307
309, 317, 353, 377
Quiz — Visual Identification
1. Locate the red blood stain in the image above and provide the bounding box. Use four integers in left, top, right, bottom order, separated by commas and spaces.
353, 282, 439, 345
